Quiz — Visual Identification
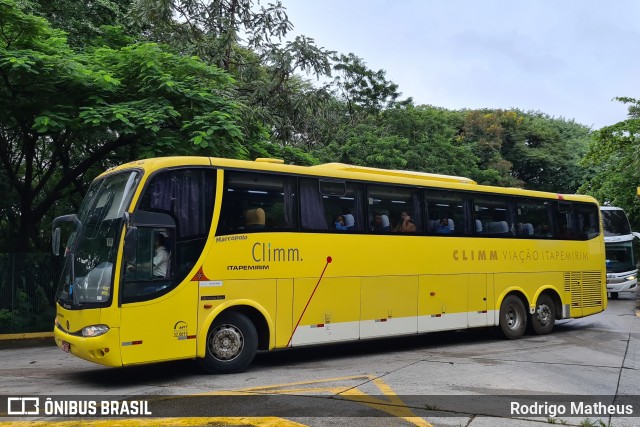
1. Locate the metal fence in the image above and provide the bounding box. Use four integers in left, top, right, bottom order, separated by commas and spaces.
0, 253, 59, 334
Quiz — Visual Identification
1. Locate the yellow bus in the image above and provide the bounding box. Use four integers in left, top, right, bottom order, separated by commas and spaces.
52, 156, 606, 373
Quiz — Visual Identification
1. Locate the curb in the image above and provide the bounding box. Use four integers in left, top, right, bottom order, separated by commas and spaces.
0, 333, 55, 349
0, 331, 53, 341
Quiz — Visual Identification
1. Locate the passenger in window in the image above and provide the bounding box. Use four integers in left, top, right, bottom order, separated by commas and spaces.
381, 215, 391, 232
536, 223, 552, 237
153, 233, 170, 278
335, 215, 348, 231
244, 208, 266, 230
342, 211, 356, 230
396, 211, 416, 233
437, 218, 451, 234
371, 214, 382, 232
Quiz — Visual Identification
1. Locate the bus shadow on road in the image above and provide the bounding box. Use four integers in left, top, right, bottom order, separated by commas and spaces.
70, 328, 499, 386
70, 320, 606, 387
71, 358, 203, 386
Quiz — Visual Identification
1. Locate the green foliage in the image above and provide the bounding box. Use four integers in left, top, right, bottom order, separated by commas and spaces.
332, 53, 406, 121
0, 0, 242, 250
459, 109, 591, 190
580, 97, 640, 229
29, 0, 133, 47
129, 0, 334, 151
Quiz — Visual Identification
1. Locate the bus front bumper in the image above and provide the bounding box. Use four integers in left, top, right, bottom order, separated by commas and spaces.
54, 324, 122, 367
606, 279, 638, 294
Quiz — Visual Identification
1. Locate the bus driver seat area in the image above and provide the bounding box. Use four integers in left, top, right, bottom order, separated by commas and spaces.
244, 208, 266, 230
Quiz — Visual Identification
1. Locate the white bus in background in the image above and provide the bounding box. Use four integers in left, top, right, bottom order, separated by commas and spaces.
601, 206, 640, 299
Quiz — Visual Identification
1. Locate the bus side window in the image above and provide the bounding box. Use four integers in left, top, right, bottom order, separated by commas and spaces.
424, 190, 465, 236
515, 199, 553, 239
367, 185, 423, 234
473, 195, 513, 237
555, 202, 577, 240
127, 168, 215, 303
575, 203, 600, 240
217, 171, 298, 235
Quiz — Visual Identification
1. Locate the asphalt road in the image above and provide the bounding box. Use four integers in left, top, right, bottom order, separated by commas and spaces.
1, 295, 639, 427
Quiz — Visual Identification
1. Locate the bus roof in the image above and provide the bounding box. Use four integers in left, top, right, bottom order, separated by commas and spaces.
101, 156, 599, 204
310, 163, 477, 185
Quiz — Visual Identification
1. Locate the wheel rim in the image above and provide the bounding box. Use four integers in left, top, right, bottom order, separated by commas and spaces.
505, 304, 521, 330
208, 324, 244, 362
536, 304, 552, 327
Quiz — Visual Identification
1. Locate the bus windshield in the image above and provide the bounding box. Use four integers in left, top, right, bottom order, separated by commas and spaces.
602, 209, 632, 236
56, 171, 140, 307
605, 241, 636, 273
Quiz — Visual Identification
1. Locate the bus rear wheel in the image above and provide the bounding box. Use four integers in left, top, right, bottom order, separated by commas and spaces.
499, 295, 527, 339
199, 312, 258, 374
530, 294, 555, 335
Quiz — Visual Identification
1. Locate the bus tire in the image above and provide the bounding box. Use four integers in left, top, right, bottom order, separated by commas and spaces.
499, 295, 527, 339
530, 294, 555, 335
610, 292, 619, 300
199, 312, 258, 374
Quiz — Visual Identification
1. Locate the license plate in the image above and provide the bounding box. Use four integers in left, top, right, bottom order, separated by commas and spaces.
61, 341, 70, 353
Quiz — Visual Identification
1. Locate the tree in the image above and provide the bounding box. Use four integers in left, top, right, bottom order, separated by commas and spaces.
579, 97, 640, 228
129, 0, 292, 70
28, 0, 133, 47
331, 53, 406, 123
0, 0, 242, 251
458, 110, 520, 187
129, 0, 333, 150
457, 109, 590, 191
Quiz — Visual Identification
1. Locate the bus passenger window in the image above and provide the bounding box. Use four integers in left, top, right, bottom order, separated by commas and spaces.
554, 202, 577, 240
473, 196, 513, 237
218, 172, 297, 234
424, 190, 465, 236
515, 199, 553, 239
367, 185, 422, 234
575, 203, 600, 240
300, 179, 364, 232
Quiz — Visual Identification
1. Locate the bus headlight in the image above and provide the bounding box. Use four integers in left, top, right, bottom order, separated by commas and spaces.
81, 325, 109, 337
626, 275, 636, 282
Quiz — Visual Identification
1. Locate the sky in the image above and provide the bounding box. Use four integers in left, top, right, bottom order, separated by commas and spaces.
283, 0, 640, 129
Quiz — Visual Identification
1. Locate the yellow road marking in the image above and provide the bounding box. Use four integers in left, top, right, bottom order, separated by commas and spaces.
1, 417, 306, 427
3, 375, 433, 427
205, 374, 433, 427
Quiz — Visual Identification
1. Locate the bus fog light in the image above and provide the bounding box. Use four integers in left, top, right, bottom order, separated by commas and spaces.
82, 325, 109, 337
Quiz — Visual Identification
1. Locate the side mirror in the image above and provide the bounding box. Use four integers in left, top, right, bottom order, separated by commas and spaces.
52, 227, 61, 256
124, 226, 137, 262
51, 214, 83, 255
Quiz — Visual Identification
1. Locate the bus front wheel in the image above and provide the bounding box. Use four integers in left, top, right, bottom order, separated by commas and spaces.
199, 312, 258, 374
530, 294, 555, 335
499, 295, 527, 339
